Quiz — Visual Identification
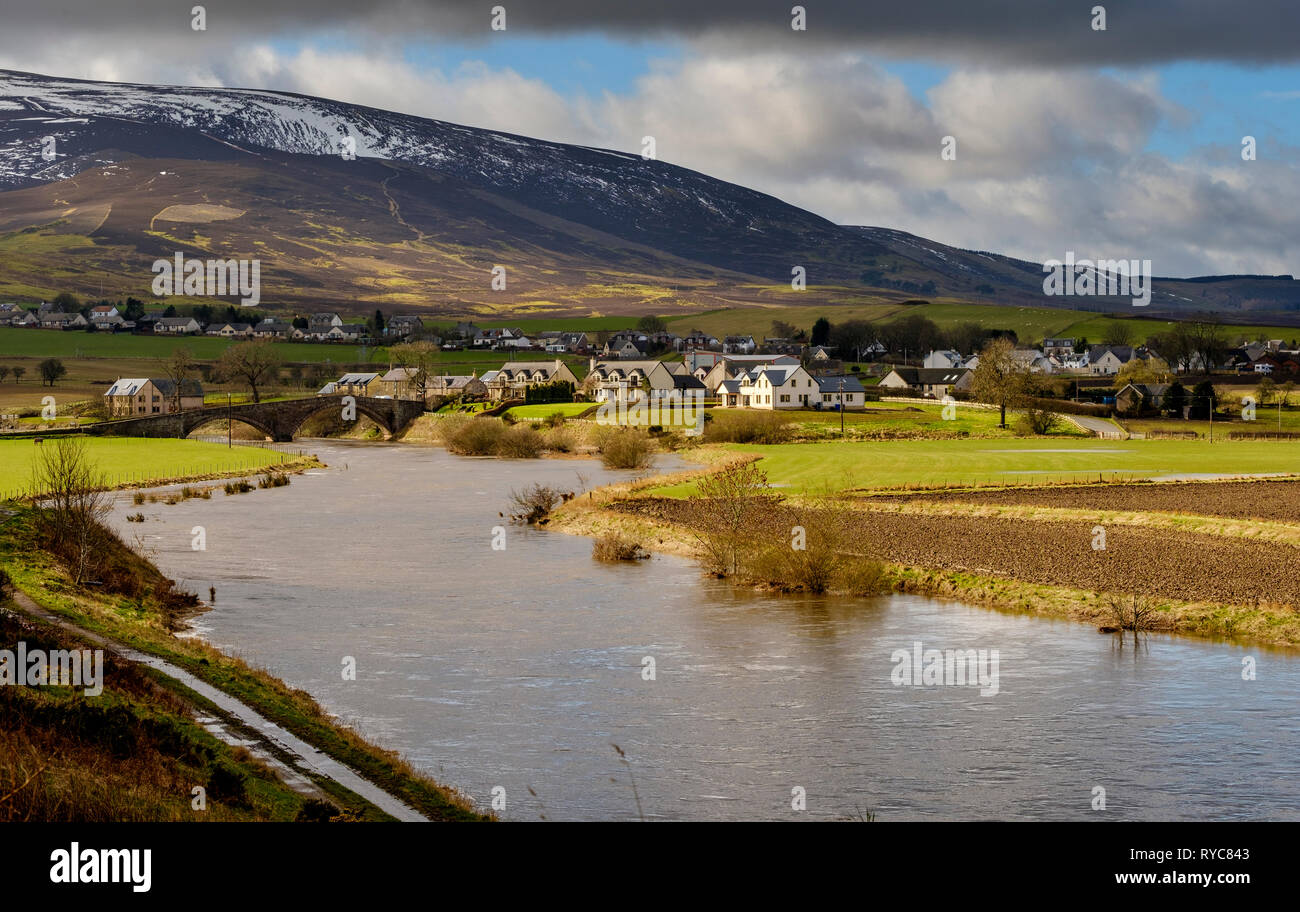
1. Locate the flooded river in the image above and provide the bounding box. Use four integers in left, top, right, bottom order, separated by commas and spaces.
108, 442, 1300, 821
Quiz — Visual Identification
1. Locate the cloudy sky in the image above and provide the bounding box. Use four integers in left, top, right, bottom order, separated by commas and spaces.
2, 1, 1299, 276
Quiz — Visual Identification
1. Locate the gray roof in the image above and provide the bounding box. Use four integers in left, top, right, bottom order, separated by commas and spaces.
887, 367, 971, 385
815, 375, 866, 393
105, 377, 202, 397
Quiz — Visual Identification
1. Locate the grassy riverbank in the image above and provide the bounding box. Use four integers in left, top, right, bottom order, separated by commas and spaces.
0, 600, 328, 821
0, 507, 490, 821
0, 437, 317, 499
550, 444, 1300, 648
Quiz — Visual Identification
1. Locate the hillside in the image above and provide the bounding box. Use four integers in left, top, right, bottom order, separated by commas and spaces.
1, 69, 1298, 325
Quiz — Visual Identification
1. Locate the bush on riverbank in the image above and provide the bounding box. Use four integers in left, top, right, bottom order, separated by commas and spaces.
678, 460, 886, 595
497, 424, 544, 459
597, 427, 655, 469
508, 483, 567, 523
703, 409, 795, 445
439, 415, 506, 456
592, 532, 649, 562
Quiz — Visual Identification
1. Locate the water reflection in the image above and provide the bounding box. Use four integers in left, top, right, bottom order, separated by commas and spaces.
108, 442, 1300, 821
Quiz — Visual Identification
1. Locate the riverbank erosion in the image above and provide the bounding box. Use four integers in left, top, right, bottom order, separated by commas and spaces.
0, 504, 491, 822
549, 455, 1300, 649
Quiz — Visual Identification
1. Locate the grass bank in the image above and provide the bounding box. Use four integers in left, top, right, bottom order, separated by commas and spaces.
0, 437, 317, 499
550, 446, 1300, 648
0, 508, 490, 821
0, 601, 334, 822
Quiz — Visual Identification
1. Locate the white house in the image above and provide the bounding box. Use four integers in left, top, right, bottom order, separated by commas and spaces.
733, 364, 818, 409
923, 349, 964, 369
722, 334, 757, 355
154, 316, 201, 334
1088, 345, 1140, 375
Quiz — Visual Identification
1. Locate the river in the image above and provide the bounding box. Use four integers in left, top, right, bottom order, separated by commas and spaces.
107, 441, 1300, 821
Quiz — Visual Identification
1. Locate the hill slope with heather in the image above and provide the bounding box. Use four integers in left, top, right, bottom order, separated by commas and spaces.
1, 69, 1297, 323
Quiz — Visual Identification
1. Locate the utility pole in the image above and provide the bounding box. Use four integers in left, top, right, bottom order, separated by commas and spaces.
227, 392, 232, 448
840, 377, 846, 438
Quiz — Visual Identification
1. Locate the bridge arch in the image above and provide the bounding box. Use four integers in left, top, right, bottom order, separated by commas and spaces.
184, 414, 277, 440
276, 398, 400, 440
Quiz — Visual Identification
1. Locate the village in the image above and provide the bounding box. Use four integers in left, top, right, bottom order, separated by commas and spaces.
76, 311, 1300, 430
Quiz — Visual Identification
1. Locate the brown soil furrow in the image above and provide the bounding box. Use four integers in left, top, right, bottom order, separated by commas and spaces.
614, 498, 1300, 609
861, 479, 1300, 524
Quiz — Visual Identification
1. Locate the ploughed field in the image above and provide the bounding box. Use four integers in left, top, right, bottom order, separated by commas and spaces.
615, 486, 1300, 610
862, 478, 1300, 524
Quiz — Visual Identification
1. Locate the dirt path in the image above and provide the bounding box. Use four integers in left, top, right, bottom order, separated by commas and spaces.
9, 590, 429, 822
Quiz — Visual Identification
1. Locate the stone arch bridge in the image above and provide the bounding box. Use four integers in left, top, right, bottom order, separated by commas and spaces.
74, 396, 425, 442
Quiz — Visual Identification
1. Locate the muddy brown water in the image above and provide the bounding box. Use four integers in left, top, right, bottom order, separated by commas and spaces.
107, 442, 1300, 821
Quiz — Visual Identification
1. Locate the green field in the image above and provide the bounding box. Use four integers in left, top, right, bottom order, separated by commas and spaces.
0, 327, 382, 363
651, 300, 1300, 349
785, 401, 1085, 438
503, 402, 593, 419
658, 437, 1300, 495
0, 437, 294, 498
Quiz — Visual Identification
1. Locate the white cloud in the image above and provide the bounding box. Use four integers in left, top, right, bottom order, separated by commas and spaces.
2, 38, 1297, 276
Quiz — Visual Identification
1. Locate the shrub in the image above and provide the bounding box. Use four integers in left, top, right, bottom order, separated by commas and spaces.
258, 473, 290, 488
1014, 405, 1061, 436
543, 425, 576, 453
592, 533, 649, 562
295, 799, 343, 823
544, 411, 567, 428
704, 409, 794, 444
206, 762, 249, 807
442, 417, 506, 455
599, 428, 654, 469
131, 492, 145, 506
0, 567, 11, 597
508, 484, 566, 523
224, 479, 254, 495
497, 423, 544, 458
125, 513, 145, 523
835, 556, 888, 596
683, 460, 784, 577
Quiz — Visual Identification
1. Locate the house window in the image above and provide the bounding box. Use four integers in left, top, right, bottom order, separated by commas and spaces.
152, 406, 160, 413
823, 393, 833, 403
779, 394, 789, 403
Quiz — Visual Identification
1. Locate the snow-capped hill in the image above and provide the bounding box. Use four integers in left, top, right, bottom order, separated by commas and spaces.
1, 69, 1296, 319
0, 68, 808, 245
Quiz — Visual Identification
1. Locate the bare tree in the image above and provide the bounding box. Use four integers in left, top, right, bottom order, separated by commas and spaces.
389, 340, 439, 401
684, 459, 783, 577
1101, 320, 1134, 347
159, 345, 197, 412
30, 437, 111, 585
1189, 321, 1227, 376
970, 337, 1028, 428
214, 341, 281, 403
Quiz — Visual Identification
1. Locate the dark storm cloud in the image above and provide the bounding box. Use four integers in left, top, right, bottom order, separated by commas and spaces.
1, 0, 1299, 66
